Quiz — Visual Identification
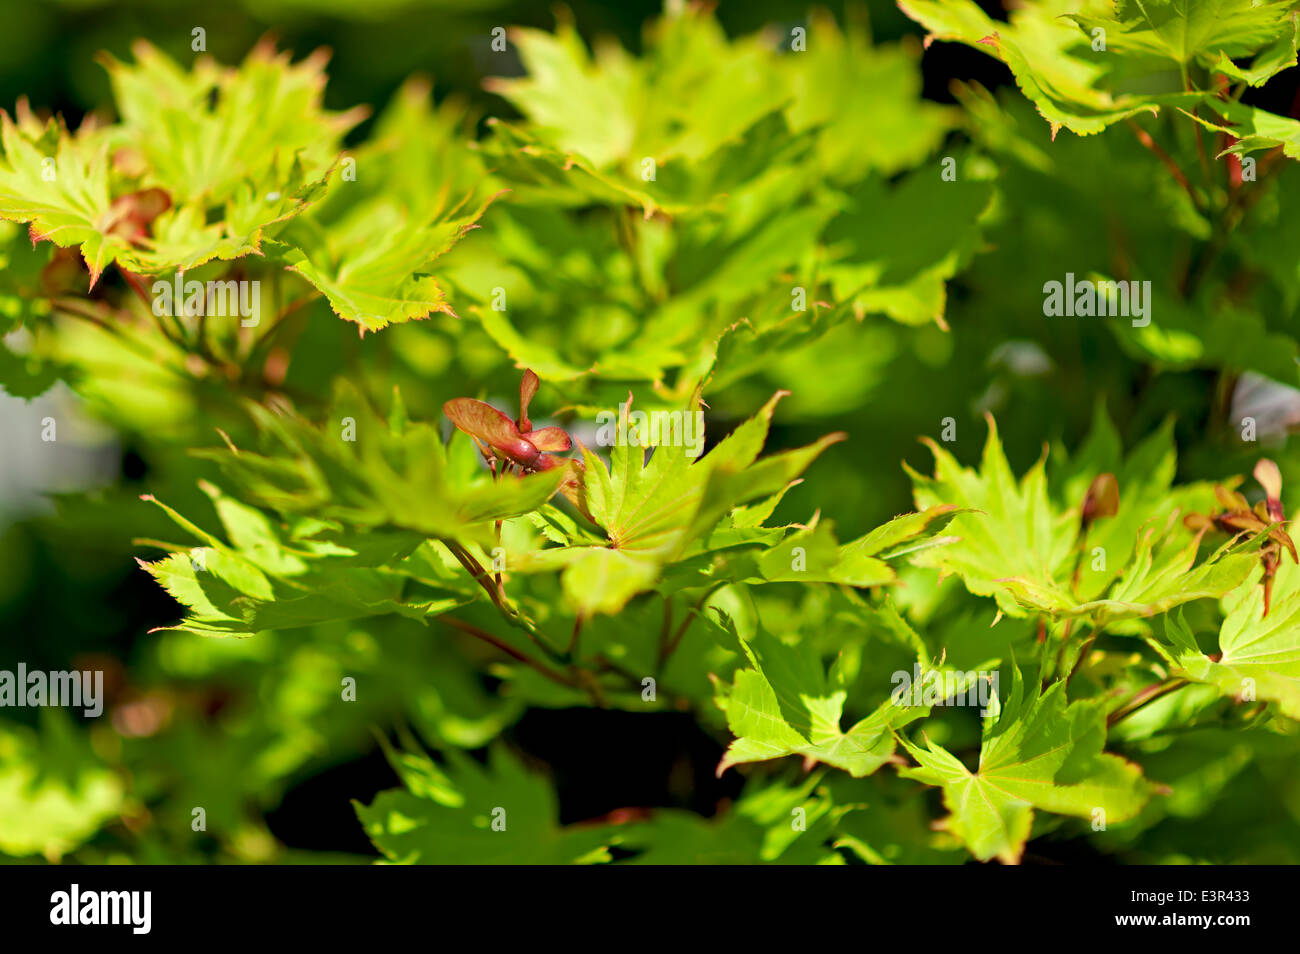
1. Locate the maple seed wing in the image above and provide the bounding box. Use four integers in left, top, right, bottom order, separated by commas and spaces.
523, 426, 572, 452
518, 368, 540, 431
443, 398, 538, 464
1255, 458, 1283, 502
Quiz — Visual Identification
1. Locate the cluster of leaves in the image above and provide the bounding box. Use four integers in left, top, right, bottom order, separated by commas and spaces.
5, 0, 1300, 866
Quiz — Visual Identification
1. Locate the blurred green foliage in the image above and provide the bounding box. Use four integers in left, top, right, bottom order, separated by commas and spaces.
2, 0, 1300, 865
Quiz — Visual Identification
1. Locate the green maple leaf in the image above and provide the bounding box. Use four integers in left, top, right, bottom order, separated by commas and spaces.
701, 299, 856, 393
998, 519, 1263, 628
138, 483, 473, 638
907, 414, 1260, 625
1212, 11, 1299, 85
520, 392, 842, 616
907, 414, 1078, 615
900, 0, 1205, 136
280, 195, 494, 332
104, 41, 358, 207
1163, 529, 1300, 718
142, 385, 579, 636
0, 112, 133, 287
821, 166, 994, 326
484, 6, 789, 215
1049, 407, 1213, 600
281, 79, 496, 331
712, 505, 962, 589
784, 10, 954, 182
1068, 0, 1300, 69
899, 664, 1153, 863
712, 615, 929, 778
476, 119, 668, 218
102, 40, 363, 272
355, 740, 618, 864
1182, 97, 1300, 157
189, 382, 566, 542
0, 41, 363, 285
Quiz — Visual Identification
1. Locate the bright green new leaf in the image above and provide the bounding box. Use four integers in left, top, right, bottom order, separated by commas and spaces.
907, 414, 1077, 616
1183, 97, 1300, 157
138, 486, 471, 638
713, 616, 927, 778
1068, 0, 1300, 70
899, 664, 1153, 863
1164, 532, 1300, 718
0, 113, 132, 287
900, 0, 1206, 136
908, 414, 1257, 625
1213, 13, 1299, 85
516, 391, 842, 616
281, 79, 495, 330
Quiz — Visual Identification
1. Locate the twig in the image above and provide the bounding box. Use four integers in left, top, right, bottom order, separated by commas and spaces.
656, 596, 674, 666
572, 666, 607, 708
1066, 632, 1097, 687
596, 653, 691, 711
245, 290, 322, 368
494, 519, 504, 596
441, 616, 578, 688
1190, 110, 1213, 187
1108, 678, 1187, 727
441, 538, 566, 661
442, 538, 508, 611
568, 614, 585, 660
1125, 119, 1200, 212
659, 581, 727, 669
1050, 618, 1075, 685
51, 298, 189, 374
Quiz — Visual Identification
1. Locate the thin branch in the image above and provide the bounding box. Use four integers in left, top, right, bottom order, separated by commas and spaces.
51, 298, 189, 375
441, 538, 566, 662
120, 266, 188, 346
1183, 146, 1284, 298
567, 614, 585, 660
656, 595, 674, 666
1050, 618, 1075, 685
659, 581, 727, 669
117, 266, 155, 308
596, 653, 691, 711
1125, 119, 1200, 212
245, 290, 322, 368
1065, 632, 1097, 687
1108, 678, 1187, 727
494, 519, 504, 596
1190, 110, 1213, 187
442, 538, 508, 611
441, 616, 577, 688
571, 666, 607, 708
